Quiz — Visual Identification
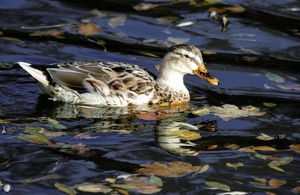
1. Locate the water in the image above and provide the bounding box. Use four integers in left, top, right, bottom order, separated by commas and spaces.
0, 0, 300, 194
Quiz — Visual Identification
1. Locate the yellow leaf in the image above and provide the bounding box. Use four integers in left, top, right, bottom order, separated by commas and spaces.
268, 165, 285, 172
239, 147, 256, 153
105, 178, 116, 184
268, 179, 286, 188
252, 146, 276, 151
224, 143, 240, 150
138, 51, 159, 58
226, 162, 244, 170
199, 164, 209, 174
54, 182, 76, 195
256, 134, 274, 141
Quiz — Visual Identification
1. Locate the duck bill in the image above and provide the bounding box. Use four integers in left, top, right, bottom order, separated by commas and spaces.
193, 64, 220, 85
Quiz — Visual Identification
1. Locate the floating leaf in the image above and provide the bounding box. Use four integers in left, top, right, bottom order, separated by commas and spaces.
265, 72, 285, 83
268, 165, 285, 172
207, 145, 218, 150
252, 146, 276, 151
205, 181, 230, 192
39, 128, 67, 138
290, 144, 300, 153
54, 182, 76, 195
224, 143, 240, 150
256, 133, 274, 141
226, 162, 244, 170
73, 132, 98, 140
136, 111, 158, 121
105, 178, 116, 184
107, 16, 126, 28
192, 107, 210, 116
47, 118, 66, 129
239, 147, 256, 153
268, 156, 293, 167
268, 179, 286, 188
18, 134, 52, 145
167, 37, 190, 44
137, 161, 199, 177
203, 51, 217, 55
292, 186, 300, 193
199, 164, 209, 174
209, 104, 265, 121
78, 23, 101, 35
168, 129, 201, 140
242, 56, 257, 62
76, 183, 113, 193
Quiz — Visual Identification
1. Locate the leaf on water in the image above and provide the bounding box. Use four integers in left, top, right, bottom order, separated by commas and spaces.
107, 16, 126, 28
73, 132, 98, 140
167, 37, 190, 44
192, 107, 210, 116
71, 143, 89, 155
209, 104, 265, 121
256, 133, 274, 141
207, 145, 218, 150
18, 134, 51, 145
38, 128, 67, 138
175, 21, 194, 27
24, 174, 61, 184
263, 102, 277, 107
226, 162, 244, 170
0, 36, 21, 42
268, 165, 285, 172
138, 51, 159, 58
46, 29, 64, 39
224, 6, 245, 13
239, 147, 256, 153
47, 118, 66, 130
133, 3, 157, 11
156, 16, 178, 25
105, 178, 116, 184
252, 146, 276, 151
292, 186, 300, 193
76, 183, 113, 193
268, 179, 286, 188
265, 72, 285, 83
54, 182, 77, 195
253, 153, 267, 160
199, 164, 209, 174
290, 144, 300, 153
268, 156, 293, 167
208, 7, 226, 14
205, 181, 231, 192
25, 126, 42, 134
78, 23, 101, 35
91, 9, 108, 18
224, 143, 240, 150
277, 84, 300, 91
111, 174, 162, 194
137, 161, 199, 177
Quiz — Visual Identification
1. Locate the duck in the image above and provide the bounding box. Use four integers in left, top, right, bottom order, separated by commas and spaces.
18, 44, 219, 106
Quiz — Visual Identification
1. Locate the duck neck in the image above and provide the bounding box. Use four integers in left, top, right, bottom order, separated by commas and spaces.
156, 66, 190, 102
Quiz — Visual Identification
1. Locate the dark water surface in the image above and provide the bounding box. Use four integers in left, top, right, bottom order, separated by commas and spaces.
0, 0, 300, 194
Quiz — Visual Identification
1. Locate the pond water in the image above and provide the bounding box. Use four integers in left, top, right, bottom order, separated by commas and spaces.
0, 0, 300, 194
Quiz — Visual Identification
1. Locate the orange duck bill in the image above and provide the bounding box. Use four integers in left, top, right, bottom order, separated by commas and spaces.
193, 63, 220, 85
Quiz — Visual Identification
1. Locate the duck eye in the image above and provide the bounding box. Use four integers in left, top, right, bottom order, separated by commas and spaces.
184, 54, 190, 58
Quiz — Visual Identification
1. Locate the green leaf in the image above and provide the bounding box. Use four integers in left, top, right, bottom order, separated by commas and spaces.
205, 181, 231, 191
47, 118, 66, 130
265, 72, 285, 83
192, 107, 210, 116
54, 182, 77, 195
263, 102, 277, 107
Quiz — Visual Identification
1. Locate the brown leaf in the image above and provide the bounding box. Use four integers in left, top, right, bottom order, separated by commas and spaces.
207, 145, 218, 150
252, 146, 276, 151
78, 23, 101, 35
292, 186, 300, 193
136, 111, 158, 121
226, 162, 244, 170
137, 161, 199, 177
224, 6, 245, 13
290, 144, 300, 153
268, 179, 286, 188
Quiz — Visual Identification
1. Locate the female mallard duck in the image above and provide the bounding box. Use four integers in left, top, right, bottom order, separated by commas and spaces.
18, 44, 219, 106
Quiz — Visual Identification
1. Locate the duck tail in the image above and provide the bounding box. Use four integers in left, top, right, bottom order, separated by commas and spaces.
18, 62, 49, 87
